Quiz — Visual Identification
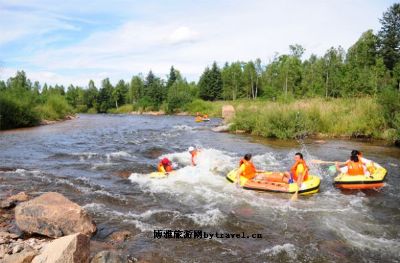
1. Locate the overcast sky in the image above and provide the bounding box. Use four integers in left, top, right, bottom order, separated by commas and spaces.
0, 0, 397, 87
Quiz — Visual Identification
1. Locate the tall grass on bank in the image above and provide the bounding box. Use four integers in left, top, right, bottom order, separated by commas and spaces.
231, 98, 387, 140
182, 99, 224, 117
107, 104, 134, 114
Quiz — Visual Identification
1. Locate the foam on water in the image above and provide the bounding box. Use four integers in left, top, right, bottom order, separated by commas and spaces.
259, 243, 296, 258
173, 125, 194, 131
324, 217, 400, 257
186, 208, 226, 226
83, 203, 179, 231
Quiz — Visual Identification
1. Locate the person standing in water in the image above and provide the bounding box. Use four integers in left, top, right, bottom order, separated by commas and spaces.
188, 146, 200, 166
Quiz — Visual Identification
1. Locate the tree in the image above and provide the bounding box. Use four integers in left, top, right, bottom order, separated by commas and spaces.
378, 3, 400, 71
66, 85, 79, 107
113, 79, 128, 108
221, 62, 243, 100
301, 54, 325, 97
84, 80, 98, 109
166, 78, 193, 113
166, 66, 177, 90
343, 30, 379, 96
129, 75, 144, 103
97, 78, 114, 113
198, 62, 222, 101
143, 70, 164, 108
323, 47, 345, 97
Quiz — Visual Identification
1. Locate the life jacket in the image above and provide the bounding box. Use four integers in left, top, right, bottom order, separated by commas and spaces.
346, 160, 364, 175
158, 162, 173, 173
190, 150, 198, 166
239, 159, 256, 179
290, 159, 309, 181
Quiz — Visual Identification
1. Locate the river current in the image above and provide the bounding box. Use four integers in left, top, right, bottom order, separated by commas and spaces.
0, 114, 399, 262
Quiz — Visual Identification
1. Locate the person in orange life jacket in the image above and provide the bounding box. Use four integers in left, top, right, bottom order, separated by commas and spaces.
282, 152, 309, 186
335, 150, 368, 176
352, 149, 377, 173
188, 146, 200, 166
158, 157, 173, 174
236, 154, 264, 187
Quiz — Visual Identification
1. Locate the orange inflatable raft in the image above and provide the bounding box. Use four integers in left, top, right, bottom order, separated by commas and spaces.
226, 169, 320, 195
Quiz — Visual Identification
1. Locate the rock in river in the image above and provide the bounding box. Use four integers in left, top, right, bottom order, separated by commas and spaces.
15, 192, 96, 238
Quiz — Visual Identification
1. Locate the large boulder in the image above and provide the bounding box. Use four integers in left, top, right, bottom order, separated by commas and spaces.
221, 105, 235, 123
32, 233, 90, 263
15, 192, 96, 238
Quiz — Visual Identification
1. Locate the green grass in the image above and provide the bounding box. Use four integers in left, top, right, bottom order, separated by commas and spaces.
182, 99, 224, 117
107, 104, 134, 114
230, 97, 388, 140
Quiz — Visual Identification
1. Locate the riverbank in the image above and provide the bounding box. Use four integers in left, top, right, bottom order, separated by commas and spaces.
103, 97, 399, 145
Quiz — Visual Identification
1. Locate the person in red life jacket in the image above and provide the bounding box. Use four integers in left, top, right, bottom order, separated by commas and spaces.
188, 146, 200, 166
283, 152, 309, 186
335, 151, 367, 176
236, 154, 263, 187
158, 157, 173, 174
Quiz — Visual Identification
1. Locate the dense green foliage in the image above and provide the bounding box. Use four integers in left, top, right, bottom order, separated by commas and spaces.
0, 3, 399, 143
0, 71, 73, 130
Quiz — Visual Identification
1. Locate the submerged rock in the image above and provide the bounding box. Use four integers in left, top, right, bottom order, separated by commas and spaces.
106, 230, 132, 243
32, 233, 90, 263
90, 250, 124, 263
211, 123, 233, 132
15, 192, 96, 238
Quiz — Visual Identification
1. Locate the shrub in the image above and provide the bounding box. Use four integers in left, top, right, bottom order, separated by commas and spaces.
0, 94, 40, 129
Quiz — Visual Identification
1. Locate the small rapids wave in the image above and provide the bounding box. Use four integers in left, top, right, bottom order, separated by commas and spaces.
50, 151, 135, 162
259, 243, 296, 258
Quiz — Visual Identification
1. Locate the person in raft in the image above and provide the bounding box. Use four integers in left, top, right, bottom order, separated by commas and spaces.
158, 157, 173, 174
236, 153, 264, 187
354, 150, 379, 173
188, 146, 200, 166
335, 150, 369, 176
282, 152, 309, 186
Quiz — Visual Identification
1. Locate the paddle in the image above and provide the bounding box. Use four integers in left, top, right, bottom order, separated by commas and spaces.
310, 159, 345, 165
290, 187, 299, 201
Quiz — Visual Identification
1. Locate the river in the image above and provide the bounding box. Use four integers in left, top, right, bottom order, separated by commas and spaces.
1, 114, 399, 262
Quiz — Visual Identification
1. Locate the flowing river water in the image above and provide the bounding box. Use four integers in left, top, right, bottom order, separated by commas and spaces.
0, 114, 399, 262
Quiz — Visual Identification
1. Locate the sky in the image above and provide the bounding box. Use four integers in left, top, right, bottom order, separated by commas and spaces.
0, 0, 397, 87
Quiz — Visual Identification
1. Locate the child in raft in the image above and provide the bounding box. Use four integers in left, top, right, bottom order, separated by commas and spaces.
335, 150, 370, 176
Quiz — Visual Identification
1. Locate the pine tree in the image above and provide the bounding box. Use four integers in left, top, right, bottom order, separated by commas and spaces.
378, 3, 400, 71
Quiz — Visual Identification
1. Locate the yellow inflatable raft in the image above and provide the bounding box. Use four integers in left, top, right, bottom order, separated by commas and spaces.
334, 166, 387, 189
226, 169, 320, 195
150, 171, 176, 179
